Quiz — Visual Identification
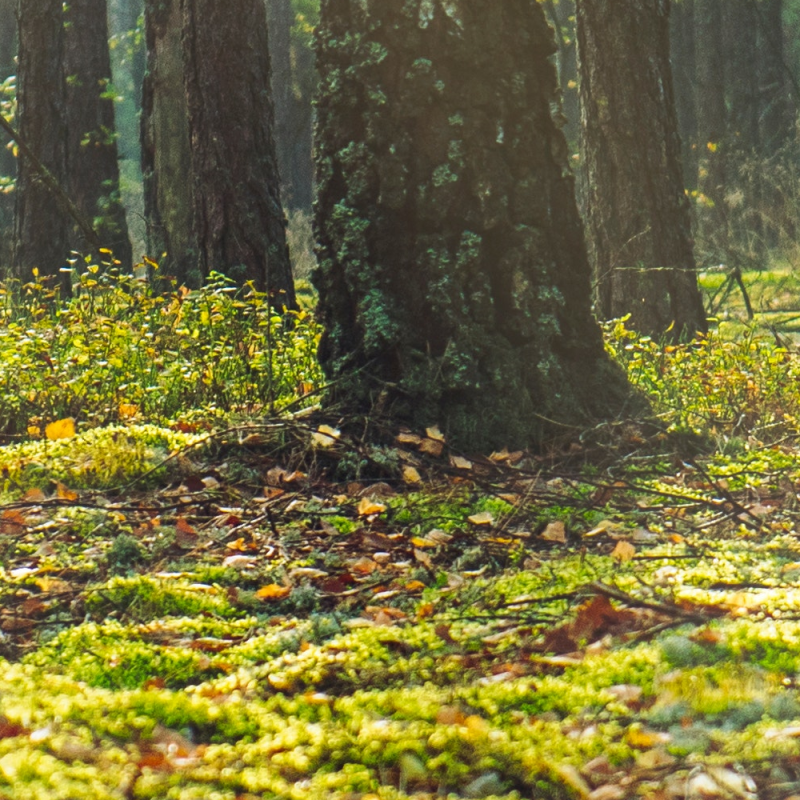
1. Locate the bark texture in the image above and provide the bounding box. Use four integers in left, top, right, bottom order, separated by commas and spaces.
314, 0, 638, 450
64, 0, 132, 268
758, 0, 794, 152
182, 0, 295, 304
141, 0, 195, 283
724, 0, 759, 153
578, 0, 706, 339
13, 0, 70, 289
0, 0, 16, 272
670, 0, 697, 187
266, 0, 295, 203
695, 0, 727, 239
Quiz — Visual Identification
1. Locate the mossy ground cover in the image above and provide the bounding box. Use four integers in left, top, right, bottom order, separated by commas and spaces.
5, 271, 800, 797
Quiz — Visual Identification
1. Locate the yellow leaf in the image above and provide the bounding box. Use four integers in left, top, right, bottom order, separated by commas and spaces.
405, 580, 427, 592
45, 418, 75, 441
357, 498, 387, 516
55, 482, 78, 501
255, 584, 292, 601
118, 403, 139, 419
467, 511, 494, 526
402, 466, 422, 485
27, 425, 40, 437
312, 425, 341, 448
611, 540, 636, 562
425, 425, 445, 442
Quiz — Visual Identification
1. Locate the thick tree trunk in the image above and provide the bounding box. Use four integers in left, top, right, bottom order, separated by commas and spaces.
13, 0, 70, 290
670, 0, 698, 188
578, 0, 706, 339
314, 0, 638, 450
64, 0, 132, 269
182, 0, 295, 305
141, 0, 195, 284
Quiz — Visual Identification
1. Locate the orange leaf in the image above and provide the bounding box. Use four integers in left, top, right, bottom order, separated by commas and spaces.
357, 498, 387, 516
255, 584, 292, 601
611, 541, 636, 562
55, 482, 78, 501
45, 417, 75, 441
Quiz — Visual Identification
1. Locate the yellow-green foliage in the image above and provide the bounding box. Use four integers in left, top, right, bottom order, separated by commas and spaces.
605, 318, 800, 441
0, 424, 203, 490
0, 266, 322, 437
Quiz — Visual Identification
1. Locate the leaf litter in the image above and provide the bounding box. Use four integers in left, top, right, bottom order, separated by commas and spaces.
4, 411, 800, 797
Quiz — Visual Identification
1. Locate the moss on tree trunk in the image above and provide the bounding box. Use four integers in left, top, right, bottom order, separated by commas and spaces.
313, 0, 639, 450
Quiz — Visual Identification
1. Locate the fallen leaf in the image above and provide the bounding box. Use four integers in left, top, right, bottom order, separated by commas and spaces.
449, 455, 472, 470
540, 521, 567, 543
255, 584, 292, 601
312, 425, 341, 447
611, 541, 636, 562
468, 511, 494, 526
405, 580, 427, 592
55, 482, 78, 501
425, 425, 445, 442
45, 417, 75, 441
396, 431, 423, 446
419, 438, 444, 457
414, 548, 433, 569
118, 403, 139, 419
402, 466, 422, 485
22, 488, 46, 503
357, 498, 387, 516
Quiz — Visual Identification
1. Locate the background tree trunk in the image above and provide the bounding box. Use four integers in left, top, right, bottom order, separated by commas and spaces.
670, 0, 698, 187
695, 0, 727, 248
13, 0, 70, 290
182, 0, 295, 305
0, 0, 16, 273
578, 0, 706, 339
758, 0, 794, 152
141, 0, 195, 284
288, 17, 315, 213
266, 0, 296, 207
64, 0, 132, 269
314, 0, 637, 450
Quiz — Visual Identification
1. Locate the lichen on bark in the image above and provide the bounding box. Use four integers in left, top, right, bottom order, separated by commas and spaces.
314, 0, 640, 450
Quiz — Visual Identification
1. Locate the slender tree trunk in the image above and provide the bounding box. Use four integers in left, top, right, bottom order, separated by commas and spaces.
758, 0, 794, 152
0, 0, 16, 273
64, 0, 132, 269
314, 0, 639, 450
266, 0, 295, 206
289, 28, 315, 213
725, 0, 759, 151
13, 0, 70, 291
578, 0, 706, 339
141, 0, 195, 284
670, 0, 698, 187
695, 0, 727, 248
182, 0, 295, 305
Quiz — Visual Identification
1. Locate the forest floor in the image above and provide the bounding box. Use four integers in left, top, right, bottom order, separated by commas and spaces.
3, 269, 800, 798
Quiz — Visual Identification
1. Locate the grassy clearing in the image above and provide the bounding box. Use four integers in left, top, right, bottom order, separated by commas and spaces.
2, 268, 800, 796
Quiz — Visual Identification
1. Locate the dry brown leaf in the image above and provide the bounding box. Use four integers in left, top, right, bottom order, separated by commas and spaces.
396, 431, 423, 446
449, 455, 472, 470
414, 548, 433, 569
611, 541, 636, 562
540, 521, 567, 543
419, 438, 444, 457
468, 511, 494, 526
22, 488, 46, 503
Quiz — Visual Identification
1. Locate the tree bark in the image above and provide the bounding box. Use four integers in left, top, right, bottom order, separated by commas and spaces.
758, 0, 794, 153
695, 0, 727, 244
181, 0, 295, 305
0, 0, 16, 272
670, 0, 698, 187
577, 0, 706, 339
314, 0, 638, 450
13, 0, 70, 290
141, 0, 195, 284
64, 0, 132, 269
266, 0, 295, 205
725, 0, 759, 152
